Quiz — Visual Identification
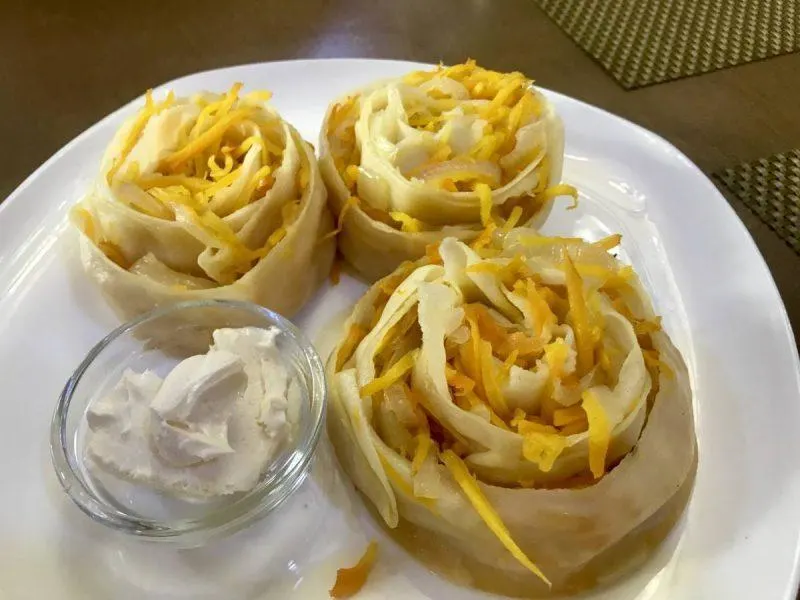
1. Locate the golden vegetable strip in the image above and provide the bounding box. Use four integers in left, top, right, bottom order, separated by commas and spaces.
442, 450, 550, 586
329, 541, 379, 599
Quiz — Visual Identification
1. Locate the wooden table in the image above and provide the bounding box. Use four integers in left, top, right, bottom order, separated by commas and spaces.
2, 0, 799, 345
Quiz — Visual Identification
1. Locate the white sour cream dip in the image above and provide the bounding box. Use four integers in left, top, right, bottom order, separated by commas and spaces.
85, 326, 295, 499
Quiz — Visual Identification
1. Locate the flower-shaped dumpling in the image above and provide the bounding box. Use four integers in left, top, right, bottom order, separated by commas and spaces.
328, 229, 696, 595
319, 60, 574, 281
73, 84, 334, 318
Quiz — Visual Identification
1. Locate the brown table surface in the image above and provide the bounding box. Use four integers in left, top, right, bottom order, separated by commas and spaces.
2, 0, 799, 350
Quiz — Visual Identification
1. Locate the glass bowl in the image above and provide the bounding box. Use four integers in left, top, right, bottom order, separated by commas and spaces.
50, 299, 326, 547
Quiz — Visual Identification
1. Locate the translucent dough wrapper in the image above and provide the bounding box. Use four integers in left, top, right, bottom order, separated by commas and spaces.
328, 230, 697, 595
72, 87, 334, 319
319, 62, 569, 281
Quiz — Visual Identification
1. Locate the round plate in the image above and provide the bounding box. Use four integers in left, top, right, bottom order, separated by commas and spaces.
1, 60, 798, 600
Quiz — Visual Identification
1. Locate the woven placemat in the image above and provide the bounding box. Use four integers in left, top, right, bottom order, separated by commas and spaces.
534, 0, 800, 89
713, 150, 800, 255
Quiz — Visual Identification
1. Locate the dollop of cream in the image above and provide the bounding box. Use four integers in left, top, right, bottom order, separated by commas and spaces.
149, 350, 243, 467
85, 327, 295, 499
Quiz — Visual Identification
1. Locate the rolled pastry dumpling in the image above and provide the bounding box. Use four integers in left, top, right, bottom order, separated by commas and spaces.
319, 60, 575, 282
328, 230, 697, 595
73, 84, 334, 319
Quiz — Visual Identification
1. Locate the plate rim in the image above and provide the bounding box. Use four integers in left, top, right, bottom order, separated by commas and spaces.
1, 58, 799, 598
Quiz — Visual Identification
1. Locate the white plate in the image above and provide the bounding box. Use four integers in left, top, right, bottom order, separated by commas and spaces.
1, 59, 799, 600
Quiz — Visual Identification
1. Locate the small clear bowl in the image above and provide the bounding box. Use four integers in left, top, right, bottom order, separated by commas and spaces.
50, 299, 326, 547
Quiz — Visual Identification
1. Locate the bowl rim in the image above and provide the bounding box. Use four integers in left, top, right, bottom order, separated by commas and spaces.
49, 299, 327, 544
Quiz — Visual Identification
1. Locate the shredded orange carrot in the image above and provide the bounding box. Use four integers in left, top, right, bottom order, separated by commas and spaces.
465, 305, 511, 357
552, 405, 585, 427
470, 222, 497, 251
558, 418, 589, 436
329, 542, 379, 599
425, 242, 442, 265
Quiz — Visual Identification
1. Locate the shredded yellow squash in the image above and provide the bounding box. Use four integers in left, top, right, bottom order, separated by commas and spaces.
581, 390, 611, 479
390, 212, 424, 233
411, 431, 432, 475
521, 431, 568, 472
563, 255, 594, 376
441, 450, 550, 586
360, 349, 419, 398
476, 183, 494, 227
